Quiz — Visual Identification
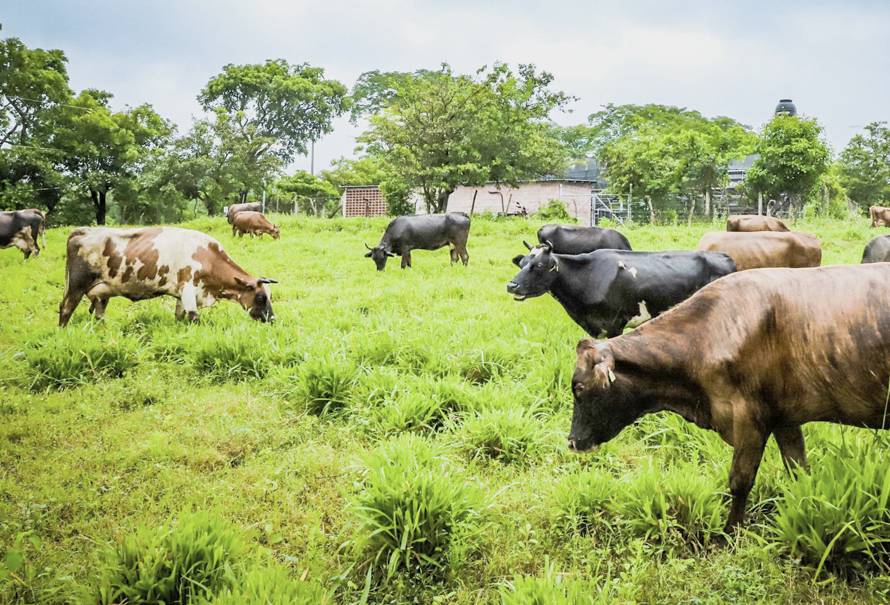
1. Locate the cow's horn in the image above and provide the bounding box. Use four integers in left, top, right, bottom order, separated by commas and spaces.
543, 240, 554, 251
523, 240, 533, 250
259, 277, 278, 284
364, 243, 373, 251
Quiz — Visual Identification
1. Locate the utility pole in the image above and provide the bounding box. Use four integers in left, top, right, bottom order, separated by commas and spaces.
310, 139, 315, 176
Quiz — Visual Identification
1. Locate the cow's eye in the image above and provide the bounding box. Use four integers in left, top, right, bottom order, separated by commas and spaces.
256, 293, 266, 303
573, 382, 585, 395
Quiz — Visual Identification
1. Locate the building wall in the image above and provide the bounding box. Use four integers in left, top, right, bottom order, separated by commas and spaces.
446, 181, 592, 225
342, 187, 387, 217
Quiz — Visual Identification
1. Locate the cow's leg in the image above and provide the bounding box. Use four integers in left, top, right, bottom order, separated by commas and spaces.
401, 251, 411, 269
773, 425, 808, 473
180, 283, 199, 322
174, 299, 186, 321
453, 234, 469, 266
87, 296, 109, 319
13, 230, 36, 259
725, 423, 768, 531
449, 246, 458, 265
59, 285, 87, 328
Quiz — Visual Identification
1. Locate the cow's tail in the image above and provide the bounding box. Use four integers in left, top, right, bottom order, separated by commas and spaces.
38, 213, 46, 249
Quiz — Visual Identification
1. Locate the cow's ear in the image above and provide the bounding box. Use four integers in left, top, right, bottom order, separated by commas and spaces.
234, 276, 251, 288
523, 240, 533, 251
512, 254, 524, 267
592, 360, 616, 389
385, 250, 396, 257
364, 251, 373, 258
576, 339, 597, 355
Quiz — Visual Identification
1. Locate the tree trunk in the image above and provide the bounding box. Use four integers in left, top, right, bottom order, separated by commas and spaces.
90, 188, 108, 225
434, 188, 452, 214
704, 189, 711, 218
646, 196, 655, 224
238, 190, 248, 204
687, 196, 696, 227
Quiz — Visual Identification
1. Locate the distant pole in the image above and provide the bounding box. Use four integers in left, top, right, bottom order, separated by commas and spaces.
469, 189, 478, 215
757, 192, 763, 216
627, 183, 633, 222
262, 180, 267, 213
310, 139, 315, 176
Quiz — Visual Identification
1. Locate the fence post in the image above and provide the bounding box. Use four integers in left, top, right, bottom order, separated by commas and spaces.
757, 192, 763, 215
626, 184, 633, 222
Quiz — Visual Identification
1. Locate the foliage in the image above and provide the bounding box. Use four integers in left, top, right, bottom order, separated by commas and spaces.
746, 115, 830, 208
270, 170, 340, 217
359, 63, 571, 213
25, 327, 140, 390
94, 512, 246, 605
550, 468, 616, 535
500, 560, 609, 605
207, 565, 330, 605
838, 121, 890, 211
354, 434, 484, 580
459, 407, 548, 465
533, 199, 575, 223
290, 355, 359, 416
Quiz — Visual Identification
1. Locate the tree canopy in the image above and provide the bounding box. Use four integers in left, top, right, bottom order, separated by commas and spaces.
838, 121, 890, 210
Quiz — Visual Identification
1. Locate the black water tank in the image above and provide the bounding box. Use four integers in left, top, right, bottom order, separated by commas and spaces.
775, 99, 797, 116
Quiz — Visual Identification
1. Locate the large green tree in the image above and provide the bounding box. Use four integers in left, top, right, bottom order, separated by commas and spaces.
52, 90, 172, 224
198, 60, 349, 203
746, 115, 830, 211
838, 121, 890, 211
359, 64, 571, 213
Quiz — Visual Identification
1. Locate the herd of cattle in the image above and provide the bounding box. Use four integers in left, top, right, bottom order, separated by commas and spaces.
4, 204, 890, 532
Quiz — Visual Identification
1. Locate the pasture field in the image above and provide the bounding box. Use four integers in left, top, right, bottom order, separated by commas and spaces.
2, 215, 890, 604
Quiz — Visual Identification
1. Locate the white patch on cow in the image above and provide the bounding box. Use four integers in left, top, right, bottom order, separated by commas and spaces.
618, 261, 638, 278
627, 301, 652, 328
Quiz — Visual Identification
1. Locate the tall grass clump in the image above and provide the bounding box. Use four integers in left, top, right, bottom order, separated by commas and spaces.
613, 461, 723, 549
25, 328, 140, 390
550, 468, 616, 535
290, 355, 359, 416
457, 348, 518, 385
353, 434, 485, 580
769, 440, 890, 577
499, 560, 610, 605
94, 512, 246, 605
459, 407, 549, 465
189, 326, 275, 382
206, 565, 330, 605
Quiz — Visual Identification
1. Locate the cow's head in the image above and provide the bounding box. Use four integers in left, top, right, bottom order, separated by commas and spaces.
233, 277, 277, 322
365, 243, 395, 271
506, 242, 558, 300
568, 340, 641, 452
271, 225, 281, 240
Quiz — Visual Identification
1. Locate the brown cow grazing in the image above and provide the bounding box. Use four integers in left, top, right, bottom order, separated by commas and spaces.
231, 211, 280, 239
224, 202, 262, 225
0, 209, 46, 258
726, 214, 789, 232
697, 231, 820, 270
568, 264, 890, 530
59, 227, 276, 326
869, 205, 890, 227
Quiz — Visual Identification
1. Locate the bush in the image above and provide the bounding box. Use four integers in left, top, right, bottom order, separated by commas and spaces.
769, 440, 890, 577
612, 462, 723, 548
551, 468, 616, 535
26, 328, 140, 390
533, 199, 576, 223
500, 561, 609, 605
459, 407, 548, 465
95, 512, 246, 605
207, 565, 330, 605
458, 349, 516, 385
354, 434, 485, 579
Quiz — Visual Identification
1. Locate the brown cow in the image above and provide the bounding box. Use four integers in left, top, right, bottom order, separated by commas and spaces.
697, 231, 820, 270
0, 209, 45, 258
869, 205, 890, 227
726, 214, 789, 232
59, 227, 277, 326
224, 202, 262, 225
231, 211, 280, 239
568, 264, 890, 530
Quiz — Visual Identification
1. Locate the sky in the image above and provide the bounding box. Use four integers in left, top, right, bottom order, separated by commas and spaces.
5, 0, 889, 173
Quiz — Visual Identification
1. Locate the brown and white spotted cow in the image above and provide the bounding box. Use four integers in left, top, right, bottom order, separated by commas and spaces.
231, 211, 280, 239
1, 209, 46, 259
59, 227, 277, 327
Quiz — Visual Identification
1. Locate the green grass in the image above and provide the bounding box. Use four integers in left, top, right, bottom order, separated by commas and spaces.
1, 213, 889, 603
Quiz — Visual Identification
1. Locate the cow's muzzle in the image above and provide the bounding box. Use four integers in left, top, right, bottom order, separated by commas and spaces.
506, 281, 527, 301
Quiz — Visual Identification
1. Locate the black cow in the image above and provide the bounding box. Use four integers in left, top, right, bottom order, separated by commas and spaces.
1, 209, 46, 259
862, 235, 890, 263
535, 224, 631, 255
365, 213, 471, 271
224, 202, 262, 225
507, 245, 736, 337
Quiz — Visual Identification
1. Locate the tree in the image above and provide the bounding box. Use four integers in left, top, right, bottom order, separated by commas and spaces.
746, 115, 830, 213
198, 60, 349, 203
359, 63, 571, 213
838, 121, 890, 211
269, 170, 339, 216
52, 90, 172, 224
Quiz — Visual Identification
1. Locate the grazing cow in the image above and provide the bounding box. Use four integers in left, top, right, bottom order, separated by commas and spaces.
507, 245, 735, 337
224, 202, 263, 225
862, 234, 890, 263
697, 231, 821, 270
231, 211, 280, 239
870, 205, 890, 227
725, 214, 789, 232
59, 227, 276, 326
0, 209, 46, 259
535, 224, 632, 254
365, 213, 470, 271
568, 264, 890, 530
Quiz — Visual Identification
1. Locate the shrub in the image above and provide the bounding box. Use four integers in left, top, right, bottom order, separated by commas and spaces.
551, 468, 616, 535
500, 561, 608, 605
292, 355, 359, 416
26, 328, 140, 390
769, 440, 890, 577
207, 565, 330, 605
533, 199, 576, 223
459, 407, 548, 465
94, 512, 246, 605
458, 349, 516, 385
354, 434, 484, 579
613, 462, 723, 548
